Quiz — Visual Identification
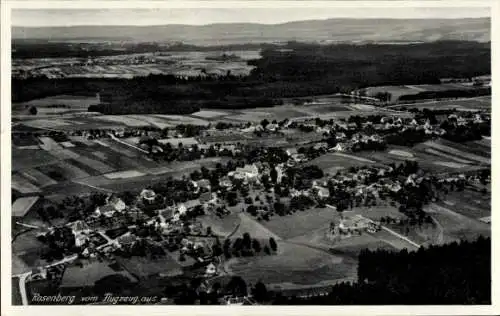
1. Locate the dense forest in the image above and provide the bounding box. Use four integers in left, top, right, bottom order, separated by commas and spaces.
12, 41, 490, 114
273, 236, 490, 305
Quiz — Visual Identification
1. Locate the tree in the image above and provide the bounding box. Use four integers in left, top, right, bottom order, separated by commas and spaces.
270, 166, 278, 183
29, 106, 38, 115
252, 239, 261, 253
252, 281, 269, 302
225, 276, 248, 297
261, 119, 270, 129
206, 226, 213, 236
269, 237, 277, 252
263, 245, 271, 255
243, 232, 252, 249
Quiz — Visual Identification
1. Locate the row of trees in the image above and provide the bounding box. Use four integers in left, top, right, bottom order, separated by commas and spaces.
222, 234, 278, 259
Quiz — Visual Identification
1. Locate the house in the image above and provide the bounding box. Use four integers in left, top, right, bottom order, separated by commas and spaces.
140, 189, 156, 204
96, 195, 127, 215
332, 143, 345, 152
74, 232, 90, 247
177, 199, 202, 216
267, 123, 278, 131
199, 191, 215, 204
286, 148, 298, 157
196, 179, 211, 190
219, 177, 233, 189
95, 204, 118, 217
116, 232, 137, 247
315, 186, 330, 198
235, 164, 259, 179
204, 263, 217, 276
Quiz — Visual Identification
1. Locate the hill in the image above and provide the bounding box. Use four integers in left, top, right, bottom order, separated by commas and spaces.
12, 18, 490, 44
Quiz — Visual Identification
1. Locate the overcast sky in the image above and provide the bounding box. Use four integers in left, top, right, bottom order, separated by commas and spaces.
12, 7, 490, 27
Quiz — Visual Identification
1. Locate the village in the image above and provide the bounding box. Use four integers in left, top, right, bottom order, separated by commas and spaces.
13, 104, 490, 304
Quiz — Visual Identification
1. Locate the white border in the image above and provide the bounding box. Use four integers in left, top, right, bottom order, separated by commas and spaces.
1, 1, 498, 315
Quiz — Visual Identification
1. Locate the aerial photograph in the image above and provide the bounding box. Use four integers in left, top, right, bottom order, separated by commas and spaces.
9, 5, 491, 306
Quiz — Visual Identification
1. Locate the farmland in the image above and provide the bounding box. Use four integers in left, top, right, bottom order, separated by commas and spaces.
390, 96, 491, 111
307, 152, 379, 174
425, 203, 490, 244
13, 50, 260, 79
225, 242, 356, 286
261, 207, 338, 240
361, 84, 485, 103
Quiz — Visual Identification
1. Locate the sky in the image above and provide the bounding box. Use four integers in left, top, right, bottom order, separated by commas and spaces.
12, 7, 490, 27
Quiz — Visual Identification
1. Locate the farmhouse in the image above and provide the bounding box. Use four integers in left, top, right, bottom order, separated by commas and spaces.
196, 179, 211, 191
235, 164, 259, 179
314, 186, 330, 198
338, 216, 380, 235
286, 148, 298, 157
177, 199, 202, 216
219, 177, 233, 189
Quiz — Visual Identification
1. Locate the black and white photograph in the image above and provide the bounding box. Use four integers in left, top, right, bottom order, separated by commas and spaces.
1, 0, 497, 312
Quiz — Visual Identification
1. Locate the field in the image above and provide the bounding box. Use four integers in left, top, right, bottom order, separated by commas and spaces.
117, 254, 182, 279
307, 104, 353, 114
191, 110, 230, 118
12, 95, 99, 117
362, 84, 480, 102
225, 241, 357, 286
425, 203, 490, 244
13, 131, 232, 196
362, 85, 420, 101
12, 173, 41, 193
14, 51, 259, 79
440, 189, 490, 220
388, 149, 414, 158
393, 96, 491, 111
307, 152, 378, 173
361, 139, 489, 173
261, 207, 339, 240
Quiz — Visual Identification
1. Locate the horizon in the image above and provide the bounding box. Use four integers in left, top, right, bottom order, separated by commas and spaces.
12, 7, 490, 27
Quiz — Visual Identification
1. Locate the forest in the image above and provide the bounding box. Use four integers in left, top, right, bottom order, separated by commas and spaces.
12, 41, 490, 114
273, 236, 490, 305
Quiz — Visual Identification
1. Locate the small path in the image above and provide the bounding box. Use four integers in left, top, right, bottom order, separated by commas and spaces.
72, 180, 116, 193
108, 133, 149, 154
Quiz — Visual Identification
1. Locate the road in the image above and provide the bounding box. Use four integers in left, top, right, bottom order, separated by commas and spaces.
108, 133, 149, 154
14, 254, 79, 306
15, 222, 42, 230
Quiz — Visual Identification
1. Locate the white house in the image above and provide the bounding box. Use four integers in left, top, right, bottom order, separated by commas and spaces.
105, 195, 126, 212
140, 189, 156, 204
235, 164, 259, 179
315, 186, 330, 198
